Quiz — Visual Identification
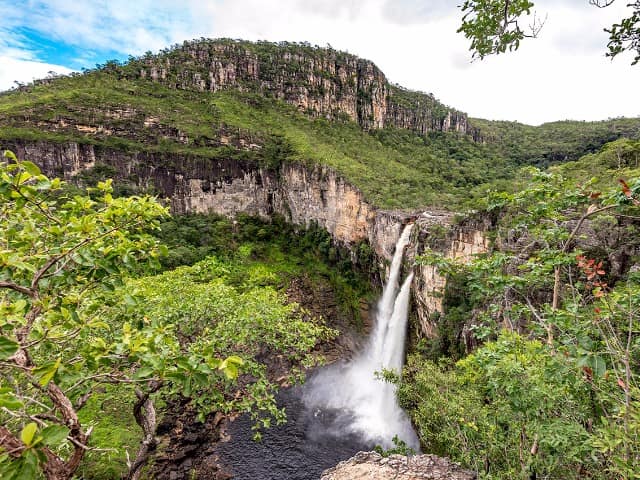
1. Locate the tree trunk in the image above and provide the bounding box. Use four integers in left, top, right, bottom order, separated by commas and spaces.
126, 384, 160, 480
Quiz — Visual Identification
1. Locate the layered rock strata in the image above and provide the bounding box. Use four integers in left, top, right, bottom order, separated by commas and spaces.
132, 39, 477, 138
6, 139, 488, 339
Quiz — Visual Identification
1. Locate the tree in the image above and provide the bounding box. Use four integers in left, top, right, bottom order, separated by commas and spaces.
0, 150, 331, 479
411, 168, 640, 477
0, 150, 168, 479
458, 0, 640, 64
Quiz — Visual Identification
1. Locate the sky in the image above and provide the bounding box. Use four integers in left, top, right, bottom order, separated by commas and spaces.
0, 0, 638, 125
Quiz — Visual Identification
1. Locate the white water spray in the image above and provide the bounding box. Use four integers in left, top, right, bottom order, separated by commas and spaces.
304, 224, 419, 450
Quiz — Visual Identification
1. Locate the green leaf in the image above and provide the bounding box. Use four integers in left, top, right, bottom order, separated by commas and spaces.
182, 375, 192, 397
20, 423, 38, 446
33, 358, 62, 386
123, 294, 138, 306
226, 355, 244, 366
40, 425, 70, 447
15, 450, 39, 480
21, 161, 41, 176
0, 336, 19, 360
133, 366, 155, 379
222, 363, 239, 380
3, 150, 17, 161
0, 394, 24, 410
590, 355, 607, 378
218, 355, 244, 380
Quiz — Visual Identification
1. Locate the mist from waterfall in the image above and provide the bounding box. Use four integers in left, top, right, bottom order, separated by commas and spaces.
303, 224, 419, 450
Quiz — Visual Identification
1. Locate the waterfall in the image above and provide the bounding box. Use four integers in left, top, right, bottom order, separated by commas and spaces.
303, 224, 419, 450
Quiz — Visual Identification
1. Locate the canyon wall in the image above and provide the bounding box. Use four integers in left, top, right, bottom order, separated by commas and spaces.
5, 140, 407, 259
410, 215, 490, 338
131, 39, 477, 137
6, 139, 488, 339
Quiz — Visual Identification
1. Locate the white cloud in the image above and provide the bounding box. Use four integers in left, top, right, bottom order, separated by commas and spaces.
0, 56, 72, 89
0, 0, 638, 124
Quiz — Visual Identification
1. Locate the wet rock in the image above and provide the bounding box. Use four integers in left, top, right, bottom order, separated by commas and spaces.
151, 402, 224, 480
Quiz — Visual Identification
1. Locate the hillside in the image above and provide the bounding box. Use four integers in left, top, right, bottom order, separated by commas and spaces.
1, 38, 639, 210
2, 37, 640, 480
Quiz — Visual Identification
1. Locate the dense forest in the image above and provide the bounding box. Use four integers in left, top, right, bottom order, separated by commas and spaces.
1, 39, 640, 479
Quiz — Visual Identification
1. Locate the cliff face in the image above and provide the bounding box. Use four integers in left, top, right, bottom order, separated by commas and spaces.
410, 215, 490, 338
7, 139, 488, 339
132, 39, 475, 137
6, 140, 402, 258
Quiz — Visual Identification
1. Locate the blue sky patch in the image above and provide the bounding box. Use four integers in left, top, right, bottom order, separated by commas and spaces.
12, 26, 127, 71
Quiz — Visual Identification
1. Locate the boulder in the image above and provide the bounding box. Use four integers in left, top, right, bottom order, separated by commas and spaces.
321, 451, 476, 480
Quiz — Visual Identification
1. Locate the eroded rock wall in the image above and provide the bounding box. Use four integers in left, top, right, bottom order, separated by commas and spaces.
6, 139, 489, 339
411, 215, 490, 337
132, 39, 477, 137
4, 140, 408, 257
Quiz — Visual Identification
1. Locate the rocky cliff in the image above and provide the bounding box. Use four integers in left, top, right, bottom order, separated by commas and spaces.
410, 214, 490, 338
5, 139, 488, 340
129, 39, 476, 137
321, 451, 476, 480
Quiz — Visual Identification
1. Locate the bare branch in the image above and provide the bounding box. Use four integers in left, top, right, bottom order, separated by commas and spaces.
0, 280, 36, 298
590, 0, 617, 7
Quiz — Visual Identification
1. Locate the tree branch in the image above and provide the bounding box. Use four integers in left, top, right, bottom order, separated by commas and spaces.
30, 216, 144, 291
0, 280, 36, 298
126, 381, 162, 480
589, 0, 617, 8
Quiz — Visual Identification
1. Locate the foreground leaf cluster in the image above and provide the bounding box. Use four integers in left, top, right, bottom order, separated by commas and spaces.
403, 168, 640, 479
0, 152, 332, 479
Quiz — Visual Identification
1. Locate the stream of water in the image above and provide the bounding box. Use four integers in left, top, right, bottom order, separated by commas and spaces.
216, 224, 418, 479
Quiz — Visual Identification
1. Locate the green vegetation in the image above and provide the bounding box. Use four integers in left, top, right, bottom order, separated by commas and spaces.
0, 153, 333, 479
458, 0, 640, 64
402, 169, 640, 478
154, 212, 375, 325
472, 117, 640, 168
1, 40, 637, 210
401, 332, 595, 478
458, 0, 541, 59
2, 38, 640, 480
553, 137, 640, 187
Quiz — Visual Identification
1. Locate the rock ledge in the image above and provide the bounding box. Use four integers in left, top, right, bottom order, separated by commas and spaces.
320, 451, 476, 480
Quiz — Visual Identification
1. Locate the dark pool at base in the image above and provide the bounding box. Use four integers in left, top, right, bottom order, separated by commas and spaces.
215, 386, 376, 480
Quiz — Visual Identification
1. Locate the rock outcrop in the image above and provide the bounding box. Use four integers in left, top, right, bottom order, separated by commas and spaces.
131, 39, 477, 138
411, 214, 490, 337
4, 140, 399, 257
321, 451, 476, 480
5, 139, 489, 339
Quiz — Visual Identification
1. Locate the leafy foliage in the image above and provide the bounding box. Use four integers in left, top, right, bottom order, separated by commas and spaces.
606, 0, 640, 65
400, 333, 595, 479
154, 212, 375, 326
458, 0, 541, 59
458, 0, 640, 64
0, 151, 332, 479
0, 150, 166, 478
406, 168, 640, 478
102, 255, 336, 426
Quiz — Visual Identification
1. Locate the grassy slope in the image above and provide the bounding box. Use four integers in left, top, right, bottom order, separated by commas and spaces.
0, 73, 503, 208
1, 63, 639, 209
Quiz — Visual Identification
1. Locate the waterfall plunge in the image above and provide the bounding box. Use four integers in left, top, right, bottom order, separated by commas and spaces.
303, 224, 419, 450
